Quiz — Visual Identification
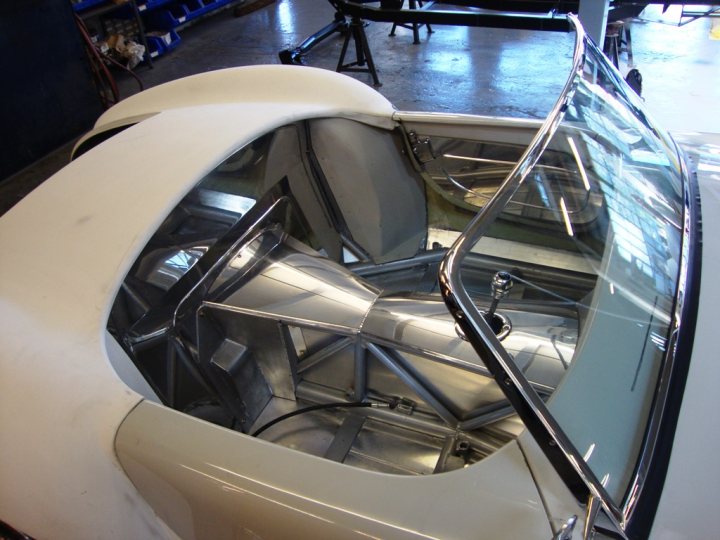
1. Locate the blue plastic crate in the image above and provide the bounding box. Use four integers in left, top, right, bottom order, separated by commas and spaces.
205, 0, 232, 10
145, 3, 191, 29
71, 0, 107, 12
185, 0, 232, 21
136, 0, 174, 12
145, 0, 232, 28
184, 0, 203, 16
145, 29, 181, 57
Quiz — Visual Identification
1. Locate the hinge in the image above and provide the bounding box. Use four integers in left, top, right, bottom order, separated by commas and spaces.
408, 131, 436, 163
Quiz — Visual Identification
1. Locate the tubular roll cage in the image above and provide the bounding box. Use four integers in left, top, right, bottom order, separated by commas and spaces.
275, 6, 701, 536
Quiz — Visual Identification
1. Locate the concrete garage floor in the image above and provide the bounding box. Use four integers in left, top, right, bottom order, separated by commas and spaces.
1, 2, 718, 216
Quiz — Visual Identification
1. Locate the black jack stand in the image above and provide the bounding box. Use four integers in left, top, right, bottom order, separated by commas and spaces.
389, 0, 433, 44
336, 16, 381, 86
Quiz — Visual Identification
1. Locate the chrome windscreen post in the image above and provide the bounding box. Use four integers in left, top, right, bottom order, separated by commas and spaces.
438, 13, 628, 540
583, 495, 601, 540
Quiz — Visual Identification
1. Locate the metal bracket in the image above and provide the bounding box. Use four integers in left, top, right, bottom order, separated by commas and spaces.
408, 131, 435, 163
394, 397, 417, 415
553, 515, 577, 540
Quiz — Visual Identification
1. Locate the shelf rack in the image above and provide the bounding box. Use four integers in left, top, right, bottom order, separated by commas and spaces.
72, 0, 238, 60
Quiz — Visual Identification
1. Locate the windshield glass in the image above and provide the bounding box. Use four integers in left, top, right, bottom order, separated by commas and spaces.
457, 41, 684, 505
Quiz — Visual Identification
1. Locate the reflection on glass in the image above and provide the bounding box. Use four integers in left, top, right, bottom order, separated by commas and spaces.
145, 247, 208, 291
129, 133, 274, 296
460, 44, 684, 504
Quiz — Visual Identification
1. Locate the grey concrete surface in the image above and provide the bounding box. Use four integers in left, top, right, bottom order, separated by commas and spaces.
1, 1, 718, 217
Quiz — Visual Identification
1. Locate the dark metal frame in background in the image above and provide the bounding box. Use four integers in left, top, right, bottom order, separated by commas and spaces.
279, 1, 574, 85
678, 4, 720, 25
278, 1, 720, 86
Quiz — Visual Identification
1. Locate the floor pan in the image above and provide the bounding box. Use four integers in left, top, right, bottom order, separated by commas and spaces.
251, 396, 513, 475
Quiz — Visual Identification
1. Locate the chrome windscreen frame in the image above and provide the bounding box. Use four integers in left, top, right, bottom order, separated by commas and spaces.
435, 13, 684, 537
620, 139, 701, 535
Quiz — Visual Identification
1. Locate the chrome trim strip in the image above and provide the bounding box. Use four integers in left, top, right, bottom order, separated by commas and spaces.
393, 110, 546, 129
437, 14, 626, 536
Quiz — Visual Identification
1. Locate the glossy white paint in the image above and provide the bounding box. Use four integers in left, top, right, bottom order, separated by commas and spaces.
117, 401, 551, 540
93, 65, 396, 130
0, 62, 714, 538
0, 67, 398, 539
518, 432, 584, 538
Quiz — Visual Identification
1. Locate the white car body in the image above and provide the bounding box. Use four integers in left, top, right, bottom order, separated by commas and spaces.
1, 25, 718, 540
1, 66, 551, 540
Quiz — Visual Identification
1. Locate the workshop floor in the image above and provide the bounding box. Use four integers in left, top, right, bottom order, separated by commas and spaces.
1, 2, 718, 216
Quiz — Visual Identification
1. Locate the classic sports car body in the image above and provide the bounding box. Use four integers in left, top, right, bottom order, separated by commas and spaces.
1, 15, 718, 540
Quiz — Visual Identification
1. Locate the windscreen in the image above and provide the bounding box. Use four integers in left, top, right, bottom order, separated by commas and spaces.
462, 42, 685, 504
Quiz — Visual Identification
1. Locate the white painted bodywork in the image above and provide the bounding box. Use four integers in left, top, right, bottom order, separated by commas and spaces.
74, 65, 397, 153
0, 64, 715, 539
0, 67, 551, 540
116, 401, 551, 540
0, 67, 393, 539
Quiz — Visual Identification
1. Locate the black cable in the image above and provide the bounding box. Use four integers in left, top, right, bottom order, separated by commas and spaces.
75, 14, 119, 108
252, 401, 373, 437
74, 13, 144, 109
99, 48, 145, 93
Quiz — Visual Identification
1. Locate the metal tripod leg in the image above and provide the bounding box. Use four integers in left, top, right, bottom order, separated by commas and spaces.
389, 0, 433, 44
336, 17, 381, 86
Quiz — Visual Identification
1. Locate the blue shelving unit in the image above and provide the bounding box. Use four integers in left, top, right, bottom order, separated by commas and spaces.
73, 0, 155, 66
73, 0, 234, 58
145, 0, 233, 30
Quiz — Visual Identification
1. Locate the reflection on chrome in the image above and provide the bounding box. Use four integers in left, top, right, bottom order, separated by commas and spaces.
140, 246, 208, 291
439, 14, 687, 537
106, 14, 692, 538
